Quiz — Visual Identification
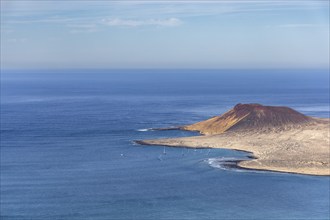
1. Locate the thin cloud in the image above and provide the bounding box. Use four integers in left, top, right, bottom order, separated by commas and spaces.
101, 18, 182, 27
2, 1, 326, 27
5, 17, 89, 25
67, 24, 99, 33
69, 28, 99, 34
277, 24, 326, 28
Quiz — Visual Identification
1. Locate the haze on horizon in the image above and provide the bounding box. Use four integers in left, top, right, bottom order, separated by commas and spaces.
1, 0, 329, 69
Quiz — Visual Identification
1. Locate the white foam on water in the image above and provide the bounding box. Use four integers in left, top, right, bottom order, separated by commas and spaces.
206, 157, 261, 173
207, 157, 240, 170
206, 157, 283, 175
137, 128, 151, 132
207, 158, 223, 169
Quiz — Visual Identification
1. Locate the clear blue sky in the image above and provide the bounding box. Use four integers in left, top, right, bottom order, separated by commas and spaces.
1, 0, 329, 69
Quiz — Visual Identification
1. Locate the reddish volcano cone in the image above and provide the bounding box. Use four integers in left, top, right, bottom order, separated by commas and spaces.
183, 104, 313, 135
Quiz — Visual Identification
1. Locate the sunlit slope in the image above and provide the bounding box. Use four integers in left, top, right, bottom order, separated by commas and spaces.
183, 104, 314, 135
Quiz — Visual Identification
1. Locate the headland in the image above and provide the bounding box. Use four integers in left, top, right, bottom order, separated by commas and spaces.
137, 104, 330, 176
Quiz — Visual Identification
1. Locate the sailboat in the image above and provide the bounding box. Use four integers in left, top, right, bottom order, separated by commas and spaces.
163, 146, 167, 155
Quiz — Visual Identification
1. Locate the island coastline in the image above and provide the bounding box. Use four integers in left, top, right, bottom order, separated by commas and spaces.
136, 104, 330, 176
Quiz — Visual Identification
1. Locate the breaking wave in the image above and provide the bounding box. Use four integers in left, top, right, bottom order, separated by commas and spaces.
137, 128, 152, 132
207, 157, 243, 170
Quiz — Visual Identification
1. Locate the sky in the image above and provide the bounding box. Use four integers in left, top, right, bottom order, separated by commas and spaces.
1, 0, 329, 69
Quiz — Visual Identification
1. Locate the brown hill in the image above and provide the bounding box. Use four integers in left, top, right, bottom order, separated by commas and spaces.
138, 103, 329, 175
183, 103, 315, 135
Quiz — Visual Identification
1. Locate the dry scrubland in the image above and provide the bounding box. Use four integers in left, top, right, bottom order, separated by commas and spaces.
138, 104, 330, 176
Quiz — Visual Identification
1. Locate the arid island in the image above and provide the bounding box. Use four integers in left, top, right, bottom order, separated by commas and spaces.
137, 104, 330, 176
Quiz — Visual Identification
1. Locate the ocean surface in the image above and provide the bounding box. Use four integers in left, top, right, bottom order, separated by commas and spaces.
1, 69, 329, 220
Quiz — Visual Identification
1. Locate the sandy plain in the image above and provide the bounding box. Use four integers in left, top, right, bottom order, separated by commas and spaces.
138, 118, 329, 176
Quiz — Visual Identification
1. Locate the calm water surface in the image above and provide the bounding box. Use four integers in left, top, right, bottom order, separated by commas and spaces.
1, 69, 329, 219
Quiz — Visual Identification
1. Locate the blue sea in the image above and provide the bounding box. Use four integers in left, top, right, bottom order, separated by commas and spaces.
1, 69, 329, 220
